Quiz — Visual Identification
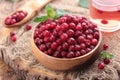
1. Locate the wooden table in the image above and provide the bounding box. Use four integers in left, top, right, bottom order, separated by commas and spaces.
0, 0, 120, 80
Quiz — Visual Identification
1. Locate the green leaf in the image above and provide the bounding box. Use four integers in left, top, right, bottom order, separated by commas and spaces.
33, 16, 50, 22
56, 9, 69, 18
78, 0, 89, 9
45, 5, 55, 18
101, 51, 114, 59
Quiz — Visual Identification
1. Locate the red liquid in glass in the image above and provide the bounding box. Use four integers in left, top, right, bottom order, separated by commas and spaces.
90, 0, 120, 32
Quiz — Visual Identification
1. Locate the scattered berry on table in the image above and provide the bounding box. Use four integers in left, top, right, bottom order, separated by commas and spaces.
98, 62, 105, 70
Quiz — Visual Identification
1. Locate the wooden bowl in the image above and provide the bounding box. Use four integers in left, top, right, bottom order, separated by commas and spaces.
31, 26, 102, 71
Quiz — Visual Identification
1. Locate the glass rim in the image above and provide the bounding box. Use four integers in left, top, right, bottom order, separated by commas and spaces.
92, 0, 120, 7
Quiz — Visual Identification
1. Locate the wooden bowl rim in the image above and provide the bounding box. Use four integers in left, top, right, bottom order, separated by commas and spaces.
31, 23, 102, 61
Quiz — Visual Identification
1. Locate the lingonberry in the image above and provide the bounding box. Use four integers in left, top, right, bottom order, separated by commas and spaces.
67, 29, 74, 37
69, 45, 75, 51
67, 37, 76, 45
61, 51, 67, 57
62, 42, 69, 50
51, 42, 58, 50
91, 38, 98, 46
67, 52, 74, 58
39, 44, 46, 51
75, 51, 81, 57
10, 32, 15, 37
60, 33, 68, 41
25, 24, 32, 30
98, 62, 105, 70
103, 58, 110, 64
11, 35, 17, 42
103, 44, 108, 50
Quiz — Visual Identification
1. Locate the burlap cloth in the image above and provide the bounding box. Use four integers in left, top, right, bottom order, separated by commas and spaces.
0, 0, 120, 80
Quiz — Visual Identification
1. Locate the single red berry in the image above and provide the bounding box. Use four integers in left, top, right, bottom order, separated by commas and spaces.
57, 46, 63, 52
61, 51, 67, 57
87, 34, 93, 40
103, 44, 108, 50
62, 42, 69, 50
11, 19, 16, 24
69, 22, 76, 30
75, 45, 81, 51
80, 43, 86, 49
86, 48, 92, 53
5, 17, 12, 25
53, 51, 61, 58
44, 37, 50, 43
51, 22, 56, 28
56, 39, 63, 45
98, 62, 105, 70
75, 51, 81, 57
67, 52, 74, 58
21, 10, 28, 16
53, 30, 58, 37
77, 36, 85, 43
39, 44, 46, 51
43, 30, 50, 37
75, 31, 82, 37
69, 45, 75, 51
76, 24, 82, 31
90, 45, 95, 49
91, 38, 98, 46
51, 42, 58, 50
67, 29, 74, 37
46, 42, 51, 48
45, 24, 51, 30
80, 49, 86, 55
11, 35, 17, 42
49, 35, 56, 42
10, 32, 15, 37
94, 32, 99, 39
55, 25, 61, 31
103, 58, 110, 64
47, 49, 54, 55
60, 33, 68, 42
12, 14, 17, 19
61, 22, 69, 31
67, 37, 76, 45
18, 12, 26, 20
34, 38, 41, 45
101, 20, 108, 24
25, 24, 32, 30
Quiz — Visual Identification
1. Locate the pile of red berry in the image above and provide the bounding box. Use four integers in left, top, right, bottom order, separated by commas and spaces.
5, 10, 27, 25
34, 15, 100, 58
